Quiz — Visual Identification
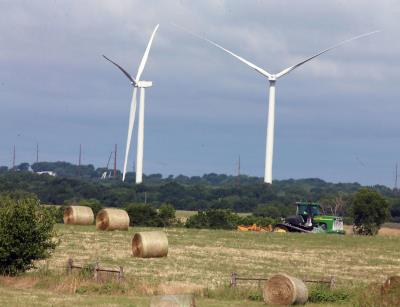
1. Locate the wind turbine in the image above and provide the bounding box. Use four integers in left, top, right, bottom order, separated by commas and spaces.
103, 24, 159, 184
180, 27, 378, 184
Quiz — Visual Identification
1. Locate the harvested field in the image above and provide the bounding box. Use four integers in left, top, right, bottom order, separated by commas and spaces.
46, 225, 400, 286
1, 224, 399, 306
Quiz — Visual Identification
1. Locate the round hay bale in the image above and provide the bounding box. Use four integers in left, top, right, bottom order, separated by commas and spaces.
96, 208, 129, 231
63, 205, 94, 225
263, 273, 308, 305
150, 294, 195, 307
132, 231, 168, 258
381, 276, 400, 295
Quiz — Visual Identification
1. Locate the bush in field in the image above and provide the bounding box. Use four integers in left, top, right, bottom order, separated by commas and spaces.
186, 209, 239, 229
186, 209, 277, 230
238, 215, 276, 227
158, 203, 176, 226
309, 284, 351, 303
125, 203, 160, 226
351, 188, 389, 235
44, 205, 64, 223
125, 203, 176, 227
0, 196, 57, 275
185, 211, 209, 228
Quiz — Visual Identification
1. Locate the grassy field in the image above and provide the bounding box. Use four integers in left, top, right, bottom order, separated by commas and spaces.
1, 224, 400, 306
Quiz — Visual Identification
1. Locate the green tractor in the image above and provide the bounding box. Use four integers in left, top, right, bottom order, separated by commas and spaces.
274, 202, 345, 234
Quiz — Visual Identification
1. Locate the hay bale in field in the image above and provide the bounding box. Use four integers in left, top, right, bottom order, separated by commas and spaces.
132, 231, 168, 258
263, 273, 308, 305
381, 276, 400, 294
150, 294, 195, 307
96, 208, 129, 231
63, 205, 94, 225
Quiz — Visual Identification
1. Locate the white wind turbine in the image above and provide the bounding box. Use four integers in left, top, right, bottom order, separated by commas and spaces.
103, 24, 159, 184
182, 28, 379, 184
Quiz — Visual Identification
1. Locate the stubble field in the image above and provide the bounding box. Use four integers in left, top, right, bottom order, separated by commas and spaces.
0, 222, 399, 306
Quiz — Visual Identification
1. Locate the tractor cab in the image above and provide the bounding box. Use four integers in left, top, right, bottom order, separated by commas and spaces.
296, 202, 322, 221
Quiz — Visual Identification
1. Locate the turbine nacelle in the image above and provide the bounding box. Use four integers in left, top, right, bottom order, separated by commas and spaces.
135, 80, 153, 88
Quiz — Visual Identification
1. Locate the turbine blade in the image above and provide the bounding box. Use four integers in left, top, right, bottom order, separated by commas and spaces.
122, 87, 138, 181
173, 24, 272, 78
135, 24, 159, 82
275, 30, 380, 79
103, 55, 136, 84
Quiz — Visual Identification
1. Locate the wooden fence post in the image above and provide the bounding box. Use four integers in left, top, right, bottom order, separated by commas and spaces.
94, 262, 99, 282
118, 266, 124, 282
67, 258, 73, 274
330, 276, 336, 289
230, 272, 237, 288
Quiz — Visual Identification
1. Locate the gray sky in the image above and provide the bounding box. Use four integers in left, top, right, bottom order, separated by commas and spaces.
0, 0, 399, 186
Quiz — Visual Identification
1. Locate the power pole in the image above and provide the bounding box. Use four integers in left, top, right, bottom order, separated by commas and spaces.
78, 144, 82, 176
114, 144, 117, 178
36, 143, 39, 163
237, 155, 241, 186
395, 162, 398, 192
12, 145, 16, 169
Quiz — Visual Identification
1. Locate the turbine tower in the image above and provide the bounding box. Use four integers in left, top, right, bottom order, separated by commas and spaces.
182, 28, 378, 184
103, 24, 159, 184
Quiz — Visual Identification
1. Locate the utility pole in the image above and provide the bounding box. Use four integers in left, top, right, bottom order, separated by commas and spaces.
237, 155, 241, 186
36, 143, 39, 163
114, 144, 117, 178
12, 145, 16, 169
395, 162, 398, 192
78, 144, 82, 176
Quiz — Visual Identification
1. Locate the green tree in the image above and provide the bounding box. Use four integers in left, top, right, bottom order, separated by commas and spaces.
158, 204, 176, 226
185, 209, 240, 230
351, 188, 389, 235
125, 203, 162, 227
185, 211, 209, 228
0, 195, 57, 275
16, 163, 30, 172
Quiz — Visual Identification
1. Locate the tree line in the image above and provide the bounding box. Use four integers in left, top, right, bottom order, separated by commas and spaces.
0, 161, 399, 222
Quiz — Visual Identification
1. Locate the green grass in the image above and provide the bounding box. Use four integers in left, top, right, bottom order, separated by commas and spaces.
1, 224, 399, 306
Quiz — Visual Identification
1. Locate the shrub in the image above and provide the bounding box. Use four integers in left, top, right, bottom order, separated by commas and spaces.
125, 203, 177, 227
0, 195, 57, 275
186, 210, 277, 230
351, 188, 389, 235
43, 205, 65, 223
238, 215, 276, 227
158, 203, 176, 226
186, 209, 240, 229
309, 284, 351, 303
185, 211, 209, 228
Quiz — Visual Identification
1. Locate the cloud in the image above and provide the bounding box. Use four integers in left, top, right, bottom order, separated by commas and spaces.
0, 0, 399, 186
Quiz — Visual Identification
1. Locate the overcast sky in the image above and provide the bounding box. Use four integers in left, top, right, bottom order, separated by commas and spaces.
0, 0, 399, 186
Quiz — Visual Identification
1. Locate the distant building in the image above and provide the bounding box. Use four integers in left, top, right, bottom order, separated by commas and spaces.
36, 171, 56, 177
